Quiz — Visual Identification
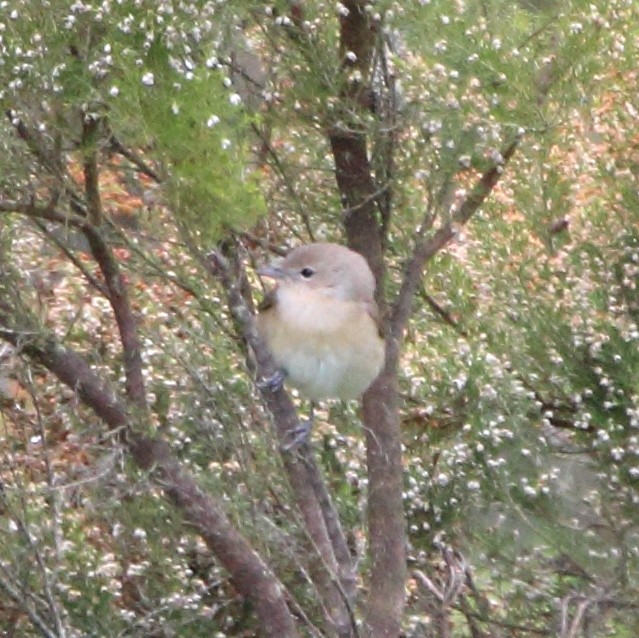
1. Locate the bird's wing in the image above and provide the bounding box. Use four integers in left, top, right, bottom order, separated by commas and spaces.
365, 301, 385, 339
258, 287, 278, 312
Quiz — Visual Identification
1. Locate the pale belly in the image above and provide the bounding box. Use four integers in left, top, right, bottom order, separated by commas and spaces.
258, 296, 385, 400
272, 332, 384, 399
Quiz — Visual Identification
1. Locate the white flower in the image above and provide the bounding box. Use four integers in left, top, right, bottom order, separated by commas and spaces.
485, 353, 500, 366
229, 92, 242, 106
491, 150, 505, 164
611, 447, 625, 461
207, 115, 220, 128
141, 72, 154, 86
109, 86, 119, 97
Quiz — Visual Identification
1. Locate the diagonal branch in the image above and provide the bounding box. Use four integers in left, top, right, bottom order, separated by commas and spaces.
81, 213, 148, 410
0, 298, 299, 638
209, 242, 356, 637
389, 137, 520, 363
108, 134, 163, 184
0, 567, 58, 638
0, 194, 147, 409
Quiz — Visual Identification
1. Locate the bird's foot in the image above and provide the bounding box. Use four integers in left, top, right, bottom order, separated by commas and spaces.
281, 419, 313, 451
257, 368, 287, 392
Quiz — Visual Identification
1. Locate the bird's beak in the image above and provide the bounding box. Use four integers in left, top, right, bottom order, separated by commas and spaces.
258, 263, 287, 280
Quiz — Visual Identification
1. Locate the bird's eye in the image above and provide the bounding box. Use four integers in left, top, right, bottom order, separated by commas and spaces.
300, 267, 314, 279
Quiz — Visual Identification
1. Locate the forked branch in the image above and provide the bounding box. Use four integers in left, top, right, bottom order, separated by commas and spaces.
0, 297, 298, 638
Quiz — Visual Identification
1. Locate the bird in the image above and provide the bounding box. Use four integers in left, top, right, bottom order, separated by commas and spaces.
256, 242, 385, 404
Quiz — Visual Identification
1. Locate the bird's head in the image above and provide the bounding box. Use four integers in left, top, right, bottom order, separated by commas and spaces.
258, 243, 376, 303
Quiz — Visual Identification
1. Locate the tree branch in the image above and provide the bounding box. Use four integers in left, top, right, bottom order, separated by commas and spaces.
0, 299, 299, 638
209, 242, 355, 637
389, 137, 520, 363
0, 194, 148, 410
330, 6, 406, 637
82, 222, 148, 409
108, 134, 163, 184
82, 114, 103, 225
0, 568, 58, 638
301, 454, 357, 603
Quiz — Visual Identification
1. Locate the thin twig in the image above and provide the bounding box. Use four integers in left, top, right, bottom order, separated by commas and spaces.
109, 134, 163, 183
24, 368, 67, 638
250, 122, 316, 242
30, 218, 107, 295
0, 570, 58, 638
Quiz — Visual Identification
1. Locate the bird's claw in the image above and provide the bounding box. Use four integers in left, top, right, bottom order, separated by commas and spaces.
281, 419, 313, 451
257, 368, 287, 392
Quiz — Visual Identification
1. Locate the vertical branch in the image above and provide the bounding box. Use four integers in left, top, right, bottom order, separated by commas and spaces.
82, 113, 103, 225
330, 4, 406, 637
211, 244, 355, 636
331, 0, 385, 286
360, 370, 404, 638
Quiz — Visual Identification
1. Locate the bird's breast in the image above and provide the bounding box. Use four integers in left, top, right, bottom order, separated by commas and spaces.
257, 288, 384, 400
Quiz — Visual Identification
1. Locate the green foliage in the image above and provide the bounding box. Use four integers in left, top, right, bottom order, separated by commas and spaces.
110, 38, 265, 241
0, 0, 265, 241
1, 0, 639, 636
402, 96, 639, 629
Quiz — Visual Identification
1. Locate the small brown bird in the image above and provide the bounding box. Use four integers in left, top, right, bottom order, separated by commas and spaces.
256, 243, 385, 401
